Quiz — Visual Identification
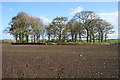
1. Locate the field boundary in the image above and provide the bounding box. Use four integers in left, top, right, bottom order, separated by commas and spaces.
12, 43, 46, 45
10, 42, 118, 45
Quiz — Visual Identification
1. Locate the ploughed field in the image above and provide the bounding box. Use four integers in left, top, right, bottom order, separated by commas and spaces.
2, 44, 118, 78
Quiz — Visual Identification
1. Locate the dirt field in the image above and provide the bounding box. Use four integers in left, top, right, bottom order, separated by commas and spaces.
2, 44, 118, 78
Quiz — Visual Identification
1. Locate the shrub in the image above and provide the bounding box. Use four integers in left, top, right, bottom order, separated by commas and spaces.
2, 40, 5, 44
46, 42, 57, 45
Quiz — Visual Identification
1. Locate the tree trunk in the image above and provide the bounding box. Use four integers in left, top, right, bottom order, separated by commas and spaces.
75, 33, 77, 42
31, 37, 32, 43
101, 32, 103, 43
92, 34, 95, 43
54, 34, 55, 42
42, 35, 44, 43
26, 35, 29, 43
22, 33, 25, 43
86, 29, 89, 43
34, 35, 35, 43
90, 34, 92, 43
105, 34, 107, 42
98, 33, 101, 43
39, 35, 41, 43
19, 33, 22, 43
59, 30, 62, 42
16, 37, 18, 43
16, 33, 18, 43
37, 36, 39, 43
48, 34, 50, 42
79, 33, 81, 42
71, 30, 74, 42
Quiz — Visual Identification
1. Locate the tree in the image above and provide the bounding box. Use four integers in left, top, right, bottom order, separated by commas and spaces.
67, 19, 76, 42
5, 12, 29, 43
74, 11, 94, 43
62, 23, 69, 42
103, 21, 114, 42
76, 22, 84, 42
41, 26, 46, 43
4, 11, 115, 43
45, 24, 53, 41
50, 21, 57, 41
53, 17, 68, 42
35, 17, 43, 42
16, 12, 29, 42
5, 12, 43, 43
86, 14, 99, 43
29, 16, 43, 43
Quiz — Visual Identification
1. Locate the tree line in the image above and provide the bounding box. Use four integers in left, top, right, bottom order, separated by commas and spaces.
4, 11, 114, 43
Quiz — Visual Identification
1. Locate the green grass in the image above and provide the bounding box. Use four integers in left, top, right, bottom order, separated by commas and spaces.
76, 39, 120, 44
1, 39, 120, 44
106, 39, 120, 44
1, 40, 12, 44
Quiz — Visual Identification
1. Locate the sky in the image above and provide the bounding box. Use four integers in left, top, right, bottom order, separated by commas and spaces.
1, 0, 119, 2
0, 2, 119, 39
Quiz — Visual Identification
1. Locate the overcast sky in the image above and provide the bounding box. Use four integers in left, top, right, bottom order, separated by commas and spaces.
0, 2, 118, 39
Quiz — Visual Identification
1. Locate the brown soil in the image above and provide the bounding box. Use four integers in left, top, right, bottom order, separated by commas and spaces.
2, 44, 118, 78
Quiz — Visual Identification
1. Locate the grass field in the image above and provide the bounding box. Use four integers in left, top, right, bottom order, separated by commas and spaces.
2, 44, 118, 78
1, 39, 120, 44
76, 39, 120, 44
106, 39, 120, 44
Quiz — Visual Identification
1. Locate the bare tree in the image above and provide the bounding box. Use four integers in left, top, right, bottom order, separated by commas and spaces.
53, 17, 68, 42
45, 24, 52, 41
67, 19, 76, 42
103, 21, 114, 42
29, 16, 43, 43
74, 11, 94, 43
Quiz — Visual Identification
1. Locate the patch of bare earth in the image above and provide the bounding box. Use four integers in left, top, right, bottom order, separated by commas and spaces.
2, 44, 118, 78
